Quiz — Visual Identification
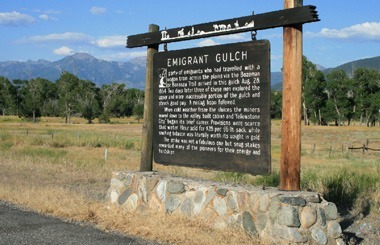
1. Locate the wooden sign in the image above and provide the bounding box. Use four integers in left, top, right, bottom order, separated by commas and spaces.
127, 5, 319, 48
153, 40, 271, 175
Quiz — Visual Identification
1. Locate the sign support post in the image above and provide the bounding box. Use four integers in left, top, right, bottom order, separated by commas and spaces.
280, 0, 303, 191
140, 24, 159, 171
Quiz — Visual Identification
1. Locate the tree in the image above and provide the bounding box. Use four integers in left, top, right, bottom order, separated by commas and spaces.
24, 78, 52, 122
100, 83, 126, 122
99, 85, 145, 122
0, 77, 16, 116
352, 68, 380, 126
325, 70, 355, 125
125, 88, 144, 118
39, 80, 57, 117
270, 91, 282, 119
302, 56, 327, 125
76, 79, 101, 124
56, 72, 80, 123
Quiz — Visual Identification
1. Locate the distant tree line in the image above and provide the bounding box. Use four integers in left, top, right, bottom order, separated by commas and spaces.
271, 56, 380, 127
0, 72, 144, 123
1, 57, 379, 126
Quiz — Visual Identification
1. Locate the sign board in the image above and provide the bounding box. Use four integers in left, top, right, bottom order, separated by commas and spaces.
153, 40, 271, 175
127, 5, 319, 48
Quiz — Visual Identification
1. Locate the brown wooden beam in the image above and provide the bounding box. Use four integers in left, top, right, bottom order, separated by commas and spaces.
127, 5, 318, 48
140, 24, 159, 172
280, 0, 303, 191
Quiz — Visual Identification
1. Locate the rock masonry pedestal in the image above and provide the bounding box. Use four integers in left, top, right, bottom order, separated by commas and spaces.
107, 171, 344, 244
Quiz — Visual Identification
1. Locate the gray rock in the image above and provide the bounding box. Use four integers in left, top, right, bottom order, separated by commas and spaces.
311, 227, 327, 245
145, 177, 159, 193
327, 220, 342, 238
271, 225, 307, 242
180, 198, 194, 216
194, 187, 215, 215
213, 196, 227, 216
226, 191, 238, 212
109, 190, 119, 204
122, 173, 134, 186
156, 180, 167, 202
316, 208, 327, 227
167, 181, 185, 194
288, 227, 308, 243
256, 212, 267, 231
216, 188, 228, 197
272, 225, 288, 239
268, 195, 281, 221
278, 206, 301, 227
243, 211, 258, 237
259, 194, 270, 212
280, 196, 306, 207
227, 213, 242, 228
305, 194, 321, 203
300, 206, 317, 228
137, 177, 147, 203
118, 188, 131, 205
124, 193, 139, 212
322, 202, 338, 220
165, 195, 181, 213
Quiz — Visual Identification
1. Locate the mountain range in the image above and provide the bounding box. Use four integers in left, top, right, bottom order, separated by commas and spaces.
0, 53, 379, 91
0, 53, 147, 90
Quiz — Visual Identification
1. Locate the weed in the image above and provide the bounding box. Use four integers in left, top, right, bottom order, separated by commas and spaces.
124, 141, 135, 150
19, 147, 68, 159
253, 171, 280, 187
214, 171, 244, 183
0, 142, 13, 150
0, 132, 11, 141
31, 137, 45, 146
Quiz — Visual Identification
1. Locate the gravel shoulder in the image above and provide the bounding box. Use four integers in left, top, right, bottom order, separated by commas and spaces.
0, 201, 157, 245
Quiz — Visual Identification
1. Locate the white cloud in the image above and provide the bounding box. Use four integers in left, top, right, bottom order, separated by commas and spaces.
271, 54, 283, 61
39, 14, 49, 20
90, 7, 107, 15
198, 38, 219, 47
215, 33, 248, 41
306, 22, 380, 42
94, 35, 125, 48
53, 46, 75, 56
0, 11, 36, 26
101, 51, 147, 61
23, 32, 92, 43
38, 14, 57, 21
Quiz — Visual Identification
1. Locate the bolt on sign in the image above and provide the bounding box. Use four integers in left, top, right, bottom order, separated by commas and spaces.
153, 40, 271, 175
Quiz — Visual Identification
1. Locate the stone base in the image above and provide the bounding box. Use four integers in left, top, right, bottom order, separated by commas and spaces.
107, 171, 344, 244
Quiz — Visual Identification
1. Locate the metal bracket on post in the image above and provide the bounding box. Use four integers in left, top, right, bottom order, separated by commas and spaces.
163, 27, 168, 51
251, 11, 257, 41
251, 30, 257, 41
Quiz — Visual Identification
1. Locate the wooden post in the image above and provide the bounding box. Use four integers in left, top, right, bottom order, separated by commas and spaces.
280, 0, 303, 191
140, 24, 159, 171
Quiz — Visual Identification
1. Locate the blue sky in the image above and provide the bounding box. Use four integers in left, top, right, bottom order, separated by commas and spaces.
1, 0, 379, 72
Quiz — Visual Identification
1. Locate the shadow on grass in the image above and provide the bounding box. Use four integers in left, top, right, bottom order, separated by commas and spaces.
322, 169, 373, 216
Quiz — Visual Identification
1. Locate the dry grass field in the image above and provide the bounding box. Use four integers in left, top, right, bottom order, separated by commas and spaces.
0, 116, 379, 244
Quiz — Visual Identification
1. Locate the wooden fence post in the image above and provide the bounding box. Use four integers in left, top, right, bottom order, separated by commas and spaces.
140, 24, 159, 171
280, 0, 303, 191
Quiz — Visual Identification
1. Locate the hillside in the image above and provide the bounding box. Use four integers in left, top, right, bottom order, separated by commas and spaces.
323, 56, 380, 75
0, 53, 147, 90
1, 54, 379, 91
271, 56, 380, 91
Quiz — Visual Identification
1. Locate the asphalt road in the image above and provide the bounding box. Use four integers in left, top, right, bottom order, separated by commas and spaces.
0, 201, 156, 245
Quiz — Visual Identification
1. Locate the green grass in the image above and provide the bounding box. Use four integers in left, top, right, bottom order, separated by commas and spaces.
0, 116, 379, 218
19, 147, 68, 159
